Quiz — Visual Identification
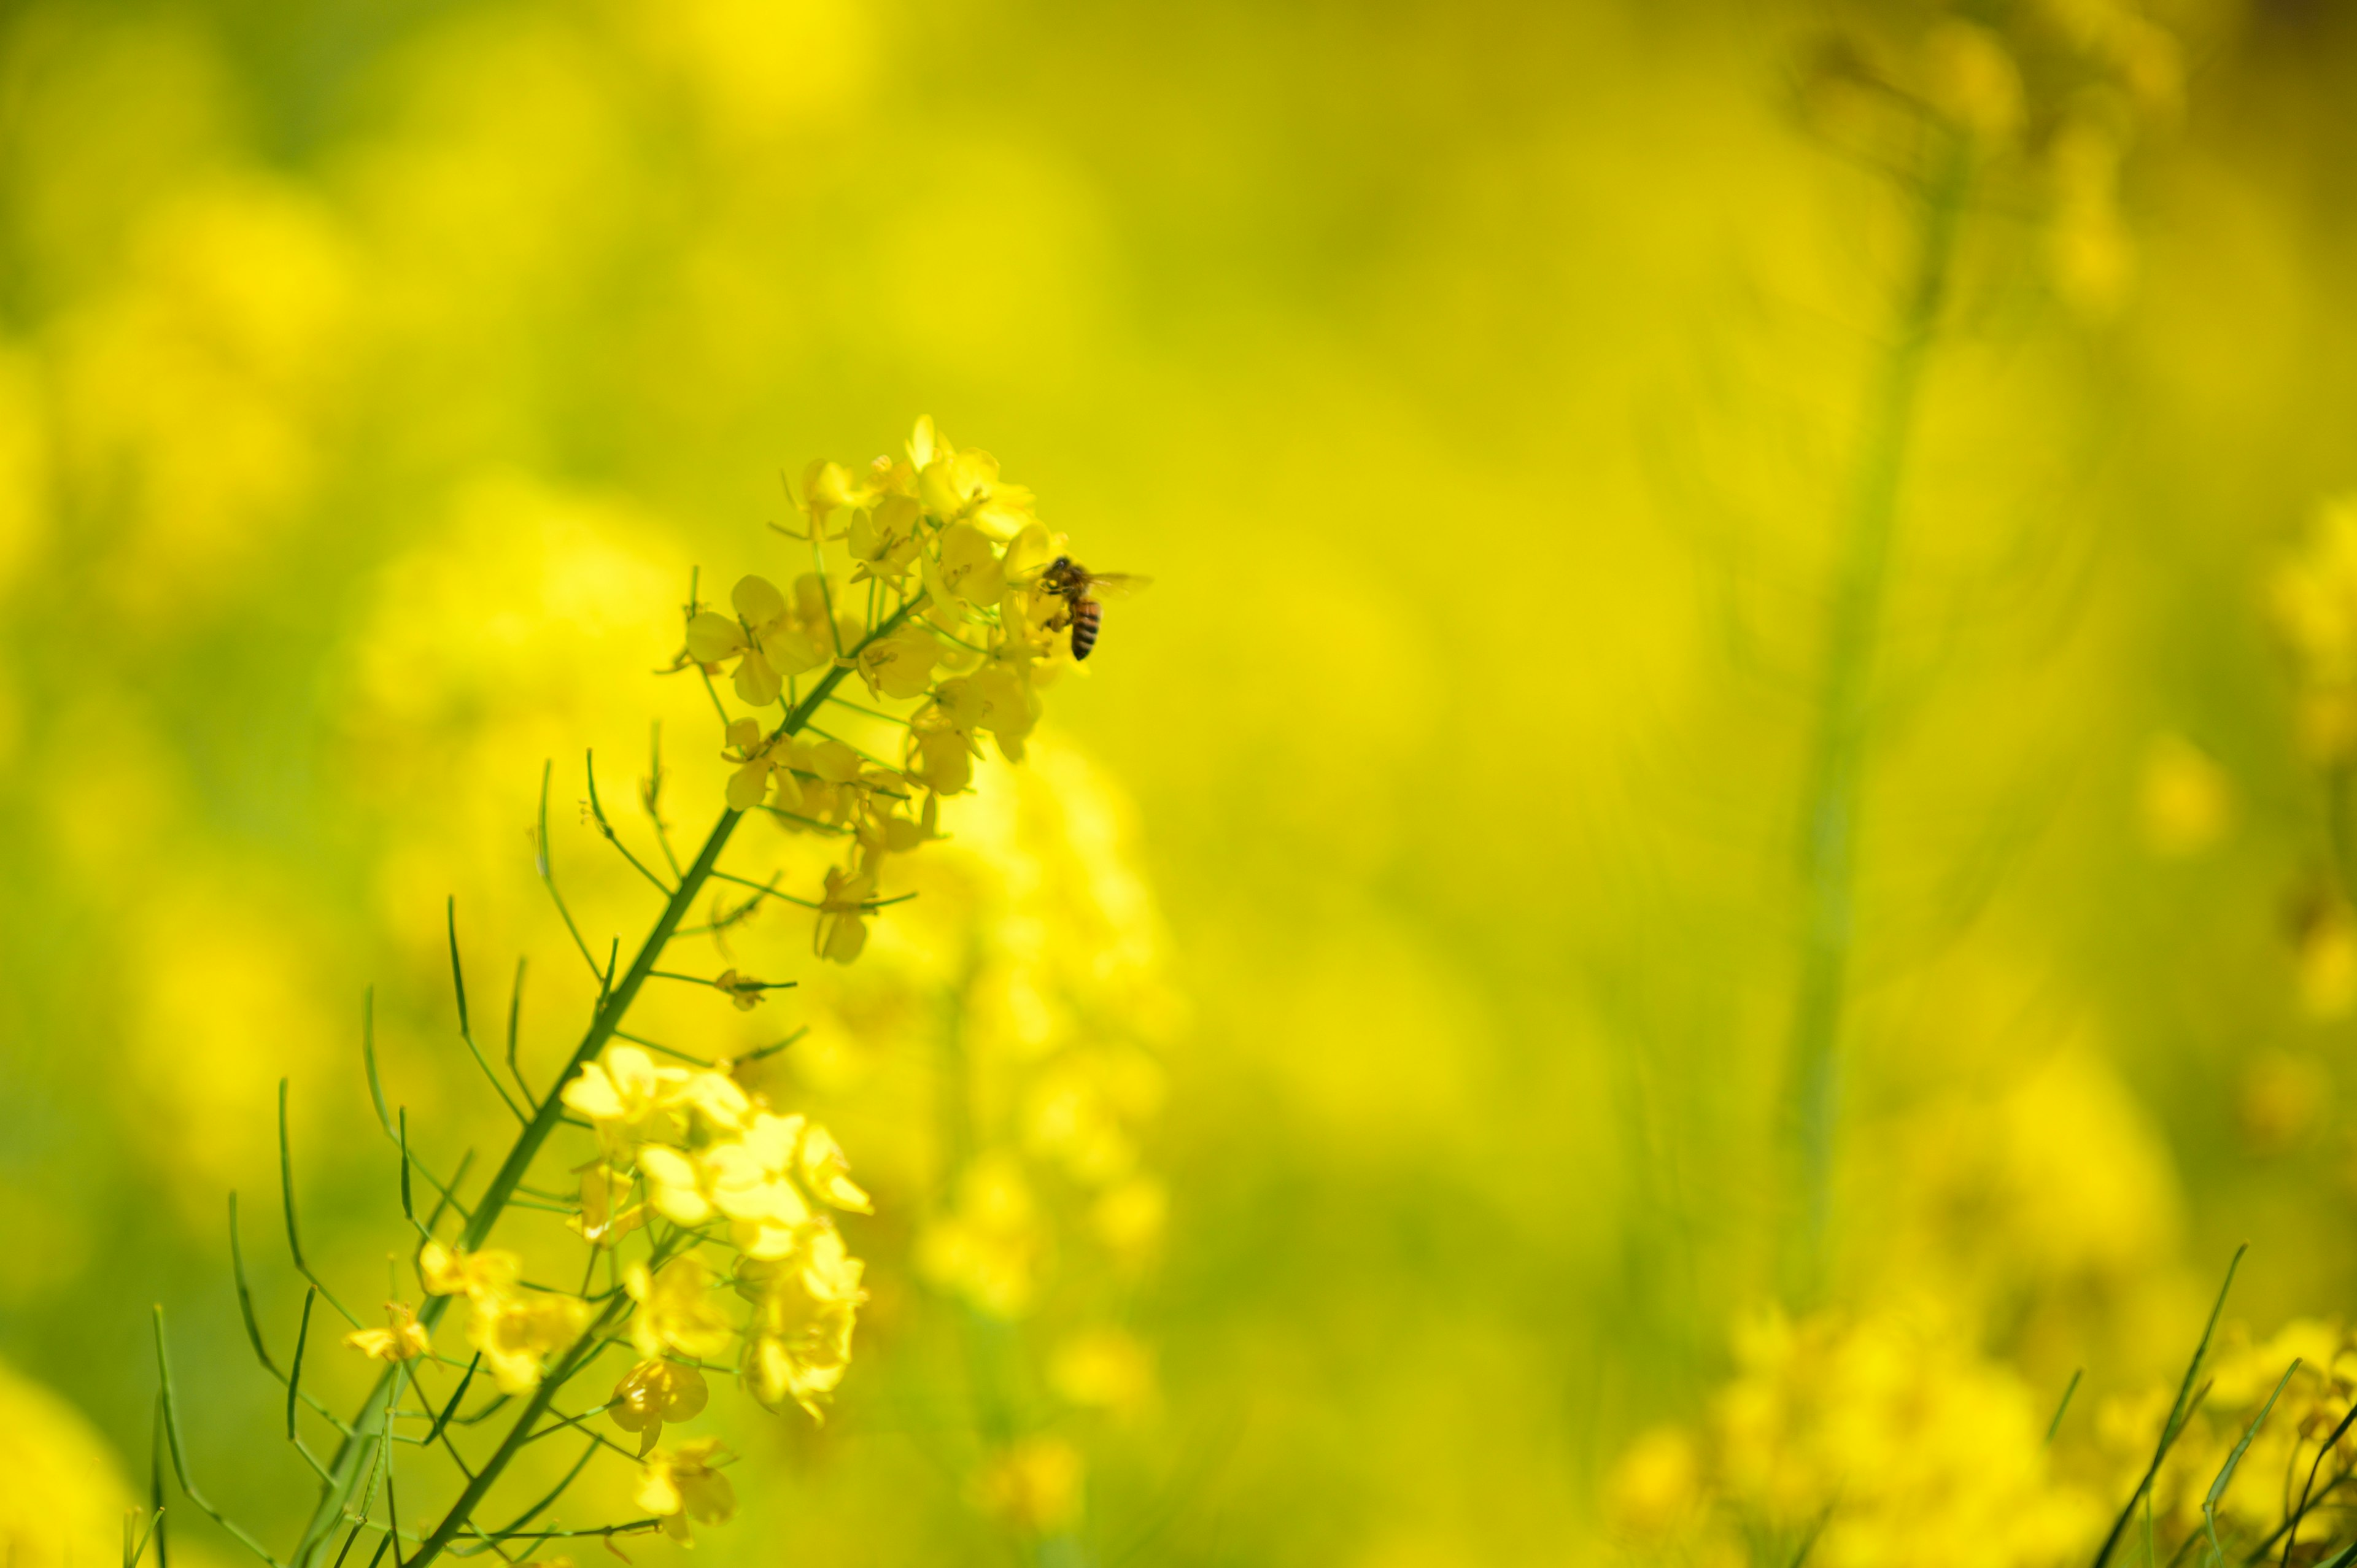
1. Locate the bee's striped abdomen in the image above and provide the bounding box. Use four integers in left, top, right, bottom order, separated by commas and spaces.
1070, 598, 1101, 660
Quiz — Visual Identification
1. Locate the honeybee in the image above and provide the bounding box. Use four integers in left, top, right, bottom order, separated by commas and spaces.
1035, 555, 1149, 660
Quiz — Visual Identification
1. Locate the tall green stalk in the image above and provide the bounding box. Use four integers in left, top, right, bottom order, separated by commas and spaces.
1779, 137, 1971, 1302
289, 614, 910, 1568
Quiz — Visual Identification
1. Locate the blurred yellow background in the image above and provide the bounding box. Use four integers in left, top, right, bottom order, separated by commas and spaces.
6, 0, 2357, 1562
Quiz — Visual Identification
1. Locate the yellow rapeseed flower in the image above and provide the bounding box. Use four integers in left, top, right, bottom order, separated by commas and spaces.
815, 863, 875, 963
609, 1358, 709, 1454
739, 1221, 865, 1420
628, 1256, 737, 1362
344, 1300, 431, 1363
683, 574, 827, 707
417, 1240, 521, 1302
468, 1289, 591, 1395
635, 1438, 737, 1545
569, 1161, 646, 1248
560, 1043, 683, 1154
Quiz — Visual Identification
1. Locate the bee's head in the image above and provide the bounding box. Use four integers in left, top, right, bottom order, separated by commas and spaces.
1050, 555, 1072, 571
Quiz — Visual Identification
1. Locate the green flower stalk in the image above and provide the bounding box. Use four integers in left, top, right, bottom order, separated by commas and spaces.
1775, 3, 2185, 1299
147, 420, 1134, 1568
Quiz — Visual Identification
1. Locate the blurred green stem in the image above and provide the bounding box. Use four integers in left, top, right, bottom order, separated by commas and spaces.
288, 608, 915, 1568
1778, 136, 1970, 1302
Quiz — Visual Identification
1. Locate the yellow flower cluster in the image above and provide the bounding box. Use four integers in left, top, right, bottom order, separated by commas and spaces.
681, 417, 1094, 963
561, 1043, 870, 1419
904, 748, 1172, 1334
1605, 1309, 2102, 1567
2090, 1319, 2357, 1550
414, 1241, 591, 1395
274, 422, 1131, 1561
770, 743, 1167, 1539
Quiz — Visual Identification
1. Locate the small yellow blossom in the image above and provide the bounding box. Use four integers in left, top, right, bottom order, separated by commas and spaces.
560, 1044, 680, 1154
636, 1144, 717, 1226
468, 1289, 590, 1395
722, 719, 791, 813
673, 1067, 751, 1132
1048, 1327, 1156, 1418
913, 417, 1036, 539
856, 622, 944, 701
794, 458, 880, 541
794, 1121, 872, 1214
568, 1162, 645, 1248
703, 1111, 870, 1258
344, 1301, 431, 1363
740, 1221, 865, 1420
417, 1241, 521, 1302
974, 1437, 1084, 1535
846, 492, 924, 585
907, 712, 977, 795
628, 1257, 737, 1362
926, 522, 1008, 617
609, 1359, 708, 1454
683, 574, 826, 707
815, 864, 875, 964
634, 1439, 737, 1545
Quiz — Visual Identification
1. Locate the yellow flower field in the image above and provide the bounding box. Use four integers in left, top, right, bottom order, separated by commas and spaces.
4, 0, 2357, 1564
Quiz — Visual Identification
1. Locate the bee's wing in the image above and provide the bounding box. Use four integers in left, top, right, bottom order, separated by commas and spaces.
1087, 573, 1153, 599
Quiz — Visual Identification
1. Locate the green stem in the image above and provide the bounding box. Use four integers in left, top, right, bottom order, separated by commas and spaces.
1778, 136, 1970, 1302
290, 611, 915, 1567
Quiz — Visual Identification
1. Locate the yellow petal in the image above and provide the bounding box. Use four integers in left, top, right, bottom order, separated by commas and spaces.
732, 574, 788, 625
684, 612, 748, 663
726, 759, 773, 812
732, 650, 783, 708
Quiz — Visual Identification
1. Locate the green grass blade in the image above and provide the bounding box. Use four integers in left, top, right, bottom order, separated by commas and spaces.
448, 900, 525, 1123
361, 991, 392, 1139
2093, 1245, 2248, 1568
281, 1080, 360, 1328
228, 1193, 281, 1377
287, 1288, 317, 1443
425, 1356, 482, 1446
150, 1396, 169, 1568
2048, 1367, 2084, 1445
505, 957, 531, 1103
2204, 1359, 2299, 1567
151, 1307, 287, 1567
